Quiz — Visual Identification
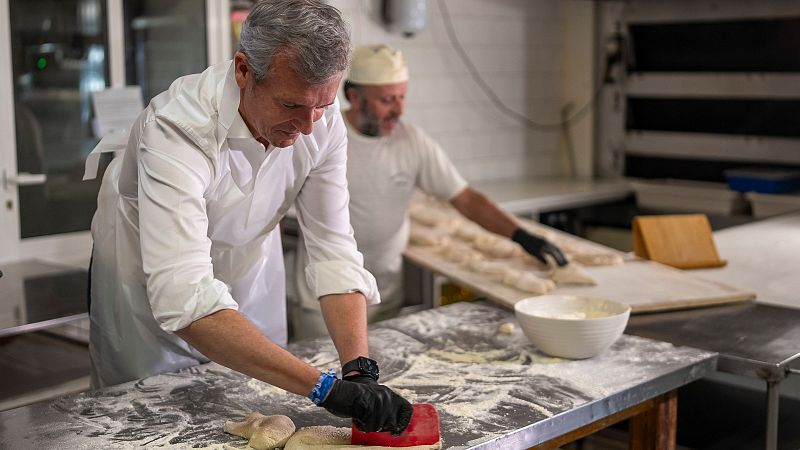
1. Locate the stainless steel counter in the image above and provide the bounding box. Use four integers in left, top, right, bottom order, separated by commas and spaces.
693, 211, 800, 310
0, 301, 714, 449
628, 303, 800, 380
0, 259, 87, 337
628, 302, 800, 450
627, 212, 800, 450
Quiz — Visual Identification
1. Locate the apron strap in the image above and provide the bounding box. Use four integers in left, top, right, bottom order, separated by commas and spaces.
83, 130, 129, 180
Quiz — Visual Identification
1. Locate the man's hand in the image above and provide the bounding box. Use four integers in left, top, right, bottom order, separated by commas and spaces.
344, 373, 378, 385
321, 379, 413, 435
512, 228, 568, 267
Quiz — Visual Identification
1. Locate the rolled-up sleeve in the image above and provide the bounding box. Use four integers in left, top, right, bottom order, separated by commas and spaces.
137, 118, 238, 332
295, 112, 380, 305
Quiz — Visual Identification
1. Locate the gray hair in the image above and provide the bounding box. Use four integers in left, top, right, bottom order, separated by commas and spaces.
238, 0, 351, 85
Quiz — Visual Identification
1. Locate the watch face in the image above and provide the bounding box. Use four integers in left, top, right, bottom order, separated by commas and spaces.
360, 358, 377, 372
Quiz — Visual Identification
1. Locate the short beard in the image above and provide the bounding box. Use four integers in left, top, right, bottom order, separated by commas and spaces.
358, 99, 381, 137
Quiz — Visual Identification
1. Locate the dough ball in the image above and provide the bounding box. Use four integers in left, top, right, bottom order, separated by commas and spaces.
550, 263, 597, 286
224, 412, 295, 450
498, 322, 516, 334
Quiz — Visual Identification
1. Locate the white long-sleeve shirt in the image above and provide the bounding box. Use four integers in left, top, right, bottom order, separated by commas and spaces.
88, 60, 378, 387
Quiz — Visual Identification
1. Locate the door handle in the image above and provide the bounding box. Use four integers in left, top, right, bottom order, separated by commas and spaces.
3, 171, 47, 188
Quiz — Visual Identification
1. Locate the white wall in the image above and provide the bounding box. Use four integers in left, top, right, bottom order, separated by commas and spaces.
330, 0, 568, 183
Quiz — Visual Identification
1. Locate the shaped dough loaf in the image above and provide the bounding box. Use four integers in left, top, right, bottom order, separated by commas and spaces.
549, 263, 597, 286
439, 244, 484, 265
409, 227, 450, 247
224, 412, 295, 450
473, 234, 522, 259
284, 425, 441, 450
409, 205, 449, 227
437, 216, 466, 234
468, 259, 512, 279
452, 222, 484, 242
502, 270, 555, 294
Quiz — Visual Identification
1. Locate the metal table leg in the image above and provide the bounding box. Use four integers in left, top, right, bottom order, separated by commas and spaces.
765, 379, 779, 450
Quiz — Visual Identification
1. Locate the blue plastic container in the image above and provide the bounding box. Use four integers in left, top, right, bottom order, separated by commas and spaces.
724, 169, 800, 194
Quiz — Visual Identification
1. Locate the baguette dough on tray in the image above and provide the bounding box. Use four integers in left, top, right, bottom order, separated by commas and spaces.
472, 234, 522, 259
502, 269, 556, 294
409, 226, 451, 247
439, 243, 484, 264
549, 263, 597, 286
407, 196, 624, 296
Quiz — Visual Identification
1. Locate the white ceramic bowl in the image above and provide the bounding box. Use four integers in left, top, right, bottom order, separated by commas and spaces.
514, 295, 631, 359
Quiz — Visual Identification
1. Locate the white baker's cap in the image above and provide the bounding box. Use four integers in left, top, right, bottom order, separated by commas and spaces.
348, 45, 408, 85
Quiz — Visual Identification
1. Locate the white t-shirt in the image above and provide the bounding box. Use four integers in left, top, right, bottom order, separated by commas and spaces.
295, 118, 467, 314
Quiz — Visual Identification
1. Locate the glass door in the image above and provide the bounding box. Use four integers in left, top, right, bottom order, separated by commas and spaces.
0, 0, 225, 264
123, 0, 208, 104
8, 0, 110, 240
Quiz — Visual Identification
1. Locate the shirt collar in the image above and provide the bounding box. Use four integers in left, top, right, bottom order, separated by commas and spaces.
217, 61, 255, 141
228, 110, 255, 139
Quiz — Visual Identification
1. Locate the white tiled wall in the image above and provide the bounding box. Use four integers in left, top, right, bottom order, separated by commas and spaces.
330, 0, 566, 183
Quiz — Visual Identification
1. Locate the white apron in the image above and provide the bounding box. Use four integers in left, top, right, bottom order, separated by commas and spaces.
86, 61, 379, 388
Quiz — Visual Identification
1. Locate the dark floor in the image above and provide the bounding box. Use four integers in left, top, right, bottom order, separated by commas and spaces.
674, 378, 800, 450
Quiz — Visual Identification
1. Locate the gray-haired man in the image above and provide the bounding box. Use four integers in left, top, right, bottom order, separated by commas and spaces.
88, 0, 411, 433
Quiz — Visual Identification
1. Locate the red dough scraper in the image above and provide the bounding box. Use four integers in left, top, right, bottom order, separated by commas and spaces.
351, 403, 441, 447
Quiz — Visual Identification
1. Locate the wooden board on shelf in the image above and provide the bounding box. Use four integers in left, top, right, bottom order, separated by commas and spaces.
633, 214, 726, 269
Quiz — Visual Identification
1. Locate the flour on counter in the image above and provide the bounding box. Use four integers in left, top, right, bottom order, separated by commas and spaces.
246, 379, 290, 397
12, 302, 713, 450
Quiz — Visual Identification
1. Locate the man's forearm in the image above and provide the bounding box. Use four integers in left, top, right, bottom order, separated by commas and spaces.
451, 187, 518, 238
175, 309, 321, 396
319, 292, 370, 366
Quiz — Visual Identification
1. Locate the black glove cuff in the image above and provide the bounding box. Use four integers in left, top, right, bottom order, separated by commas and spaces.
342, 356, 380, 382
511, 228, 538, 247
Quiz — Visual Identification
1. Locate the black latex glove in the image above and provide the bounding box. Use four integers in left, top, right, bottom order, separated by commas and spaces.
320, 378, 413, 435
343, 373, 378, 385
511, 228, 569, 266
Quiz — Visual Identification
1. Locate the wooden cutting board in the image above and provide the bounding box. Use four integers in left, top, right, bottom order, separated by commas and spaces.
404, 243, 755, 314
633, 214, 726, 269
